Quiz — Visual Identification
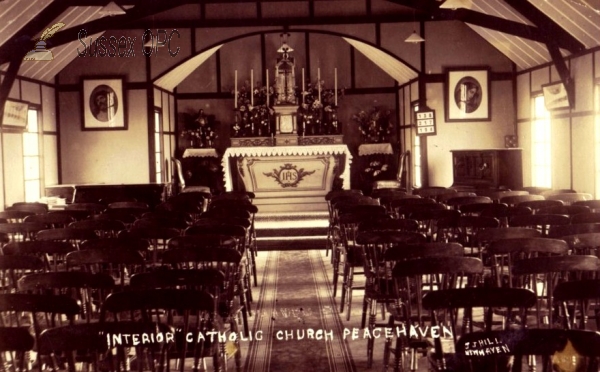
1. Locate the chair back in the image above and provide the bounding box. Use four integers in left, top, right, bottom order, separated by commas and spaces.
546, 193, 593, 205
456, 329, 600, 372
500, 194, 544, 207
517, 199, 564, 213
571, 212, 600, 224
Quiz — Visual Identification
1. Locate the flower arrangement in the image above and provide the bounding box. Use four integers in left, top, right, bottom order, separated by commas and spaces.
364, 160, 389, 178
298, 80, 344, 135
232, 81, 275, 137
352, 105, 393, 143
181, 109, 218, 148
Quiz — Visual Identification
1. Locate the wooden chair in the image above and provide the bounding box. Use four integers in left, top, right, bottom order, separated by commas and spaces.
9, 202, 49, 214
553, 279, 600, 330
444, 196, 492, 210
122, 226, 181, 264
2, 241, 75, 272
455, 329, 600, 372
23, 212, 75, 228
18, 271, 115, 322
36, 227, 99, 249
540, 188, 578, 196
549, 222, 600, 239
537, 204, 590, 216
160, 248, 251, 334
0, 327, 35, 372
100, 289, 222, 372
475, 190, 529, 202
518, 186, 551, 195
546, 192, 593, 206
437, 216, 500, 257
37, 323, 107, 372
487, 237, 568, 288
0, 210, 35, 223
65, 248, 145, 288
0, 293, 80, 371
385, 257, 485, 371
500, 194, 544, 207
64, 203, 105, 215
437, 191, 476, 204
571, 212, 600, 224
69, 218, 126, 238
573, 200, 600, 213
129, 268, 243, 370
561, 232, 600, 256
508, 213, 571, 237
517, 199, 564, 214
356, 234, 440, 367
413, 187, 456, 202
422, 288, 537, 372
79, 236, 149, 253
408, 208, 461, 242
512, 255, 600, 327
0, 222, 46, 243
0, 255, 45, 293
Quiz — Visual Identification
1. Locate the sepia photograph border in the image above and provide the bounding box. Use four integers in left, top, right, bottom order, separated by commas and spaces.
445, 67, 491, 122
81, 76, 127, 131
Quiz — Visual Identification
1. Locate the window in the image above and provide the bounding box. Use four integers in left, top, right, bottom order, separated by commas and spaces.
154, 109, 163, 183
531, 95, 551, 188
23, 108, 41, 202
595, 85, 600, 198
412, 103, 422, 188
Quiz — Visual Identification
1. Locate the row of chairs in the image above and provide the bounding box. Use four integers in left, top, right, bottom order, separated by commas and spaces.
0, 192, 259, 372
325, 187, 600, 370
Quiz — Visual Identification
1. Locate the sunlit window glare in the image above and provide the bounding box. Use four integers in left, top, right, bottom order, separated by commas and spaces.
532, 95, 551, 188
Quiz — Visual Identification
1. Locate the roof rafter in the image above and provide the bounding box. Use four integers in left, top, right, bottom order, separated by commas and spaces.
502, 0, 585, 53
0, 0, 199, 66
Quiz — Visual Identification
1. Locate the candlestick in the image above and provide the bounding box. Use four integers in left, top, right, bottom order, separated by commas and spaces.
250, 69, 254, 106
234, 70, 238, 109
302, 68, 305, 104
334, 68, 338, 106
317, 68, 321, 102
266, 69, 269, 106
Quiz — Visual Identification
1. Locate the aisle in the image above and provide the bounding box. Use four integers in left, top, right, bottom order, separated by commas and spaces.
244, 250, 355, 372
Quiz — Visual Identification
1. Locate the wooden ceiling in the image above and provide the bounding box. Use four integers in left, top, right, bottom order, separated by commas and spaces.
0, 0, 599, 83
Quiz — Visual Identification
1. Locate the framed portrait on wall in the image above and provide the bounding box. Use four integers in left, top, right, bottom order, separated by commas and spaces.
82, 77, 127, 130
445, 67, 490, 122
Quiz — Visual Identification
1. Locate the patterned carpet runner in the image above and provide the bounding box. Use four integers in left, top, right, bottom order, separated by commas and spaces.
243, 250, 355, 372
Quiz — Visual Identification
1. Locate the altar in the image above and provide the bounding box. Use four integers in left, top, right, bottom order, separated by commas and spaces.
222, 144, 351, 212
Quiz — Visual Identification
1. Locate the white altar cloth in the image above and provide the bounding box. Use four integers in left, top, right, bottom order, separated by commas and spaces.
221, 144, 352, 191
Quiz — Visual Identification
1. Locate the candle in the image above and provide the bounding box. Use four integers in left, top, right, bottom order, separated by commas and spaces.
266, 69, 269, 106
302, 68, 305, 104
317, 68, 321, 102
234, 70, 238, 109
334, 68, 338, 106
250, 69, 254, 106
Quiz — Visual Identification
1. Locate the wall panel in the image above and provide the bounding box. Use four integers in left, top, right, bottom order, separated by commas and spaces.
571, 115, 595, 194
551, 117, 571, 190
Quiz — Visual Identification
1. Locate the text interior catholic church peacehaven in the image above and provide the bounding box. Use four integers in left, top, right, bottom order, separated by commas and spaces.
1, 0, 600, 371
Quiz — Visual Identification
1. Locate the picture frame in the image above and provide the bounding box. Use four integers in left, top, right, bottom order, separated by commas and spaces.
445, 67, 490, 122
542, 81, 572, 110
82, 77, 127, 130
2, 99, 29, 128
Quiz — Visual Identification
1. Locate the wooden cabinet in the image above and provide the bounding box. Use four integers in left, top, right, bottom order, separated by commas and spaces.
451, 149, 523, 190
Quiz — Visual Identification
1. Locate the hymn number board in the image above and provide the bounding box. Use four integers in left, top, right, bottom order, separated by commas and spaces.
416, 109, 436, 136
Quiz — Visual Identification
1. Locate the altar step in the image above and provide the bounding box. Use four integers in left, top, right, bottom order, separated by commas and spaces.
254, 211, 329, 251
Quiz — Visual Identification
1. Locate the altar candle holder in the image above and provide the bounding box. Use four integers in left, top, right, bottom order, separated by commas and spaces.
234, 70, 238, 109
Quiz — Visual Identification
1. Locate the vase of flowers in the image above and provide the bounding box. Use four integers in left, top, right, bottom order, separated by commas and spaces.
181, 109, 218, 148
232, 81, 276, 137
352, 105, 393, 143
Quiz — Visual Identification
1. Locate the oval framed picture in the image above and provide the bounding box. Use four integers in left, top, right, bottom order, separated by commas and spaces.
445, 68, 490, 122
82, 77, 127, 130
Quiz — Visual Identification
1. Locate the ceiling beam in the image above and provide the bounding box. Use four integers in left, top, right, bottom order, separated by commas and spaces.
0, 0, 199, 66
118, 13, 419, 29
0, 57, 24, 124
429, 8, 583, 54
502, 0, 585, 53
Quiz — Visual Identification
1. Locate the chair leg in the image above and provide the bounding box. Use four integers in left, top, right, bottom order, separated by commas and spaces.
366, 300, 377, 368
345, 267, 355, 321
361, 296, 370, 329
340, 264, 349, 313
